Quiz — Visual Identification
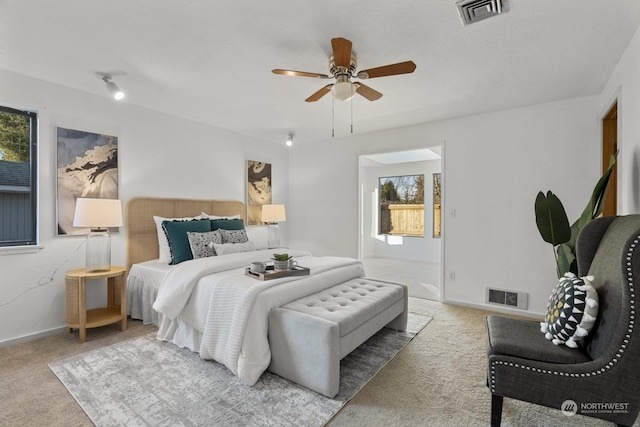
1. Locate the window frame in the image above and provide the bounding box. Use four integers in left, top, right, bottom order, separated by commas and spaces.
0, 105, 38, 247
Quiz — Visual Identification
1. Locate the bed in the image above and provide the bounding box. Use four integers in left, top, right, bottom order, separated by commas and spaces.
125, 197, 366, 386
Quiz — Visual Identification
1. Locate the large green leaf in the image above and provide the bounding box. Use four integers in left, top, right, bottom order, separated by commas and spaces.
576, 154, 616, 228
535, 191, 571, 245
556, 242, 577, 278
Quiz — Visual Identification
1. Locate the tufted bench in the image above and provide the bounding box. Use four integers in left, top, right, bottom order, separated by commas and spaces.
267, 278, 407, 397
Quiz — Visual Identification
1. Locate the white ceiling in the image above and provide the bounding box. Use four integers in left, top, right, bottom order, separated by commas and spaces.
362, 149, 442, 167
1, 1, 640, 146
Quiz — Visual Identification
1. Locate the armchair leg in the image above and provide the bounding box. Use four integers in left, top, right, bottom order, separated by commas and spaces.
491, 394, 503, 427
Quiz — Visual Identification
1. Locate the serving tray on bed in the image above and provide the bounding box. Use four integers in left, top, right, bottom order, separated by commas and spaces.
245, 265, 310, 280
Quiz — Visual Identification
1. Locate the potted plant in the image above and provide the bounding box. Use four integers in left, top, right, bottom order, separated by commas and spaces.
534, 154, 616, 278
272, 253, 292, 271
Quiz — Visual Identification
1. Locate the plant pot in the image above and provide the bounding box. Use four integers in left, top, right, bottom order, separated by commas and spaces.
273, 260, 289, 271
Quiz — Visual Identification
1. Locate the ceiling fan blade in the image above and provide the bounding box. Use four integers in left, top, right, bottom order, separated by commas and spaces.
331, 38, 353, 68
272, 69, 330, 79
305, 84, 333, 102
357, 61, 417, 79
355, 83, 383, 101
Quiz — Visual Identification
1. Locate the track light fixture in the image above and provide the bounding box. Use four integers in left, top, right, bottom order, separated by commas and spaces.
101, 75, 124, 100
285, 132, 294, 147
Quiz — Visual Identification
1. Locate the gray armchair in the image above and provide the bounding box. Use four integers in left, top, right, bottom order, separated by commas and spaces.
486, 215, 640, 426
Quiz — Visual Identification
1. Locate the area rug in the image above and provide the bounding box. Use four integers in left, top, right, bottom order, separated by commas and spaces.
49, 312, 432, 427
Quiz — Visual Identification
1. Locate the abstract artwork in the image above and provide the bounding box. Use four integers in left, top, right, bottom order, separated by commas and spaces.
246, 160, 272, 225
56, 127, 118, 235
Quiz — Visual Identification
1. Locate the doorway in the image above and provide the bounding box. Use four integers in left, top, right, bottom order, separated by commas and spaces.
358, 148, 443, 301
602, 101, 617, 216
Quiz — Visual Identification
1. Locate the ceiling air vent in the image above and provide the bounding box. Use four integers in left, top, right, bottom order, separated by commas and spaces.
457, 0, 510, 26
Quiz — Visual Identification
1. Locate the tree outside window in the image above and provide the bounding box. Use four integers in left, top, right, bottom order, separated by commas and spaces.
379, 174, 425, 237
0, 106, 38, 246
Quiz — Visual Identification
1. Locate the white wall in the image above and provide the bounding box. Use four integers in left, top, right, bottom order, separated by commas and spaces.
289, 96, 601, 316
0, 69, 289, 345
361, 159, 442, 263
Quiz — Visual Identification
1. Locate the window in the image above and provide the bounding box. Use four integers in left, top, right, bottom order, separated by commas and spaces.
0, 105, 38, 247
379, 174, 425, 237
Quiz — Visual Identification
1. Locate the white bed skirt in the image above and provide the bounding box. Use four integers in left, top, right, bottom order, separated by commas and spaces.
157, 316, 204, 352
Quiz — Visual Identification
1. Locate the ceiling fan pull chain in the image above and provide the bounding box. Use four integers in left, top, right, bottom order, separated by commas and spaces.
332, 96, 335, 138
351, 98, 354, 134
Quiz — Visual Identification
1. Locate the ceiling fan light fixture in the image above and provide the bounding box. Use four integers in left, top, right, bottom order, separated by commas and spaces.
331, 81, 356, 101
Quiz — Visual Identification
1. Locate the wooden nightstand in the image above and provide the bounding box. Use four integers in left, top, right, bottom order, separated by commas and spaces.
65, 266, 127, 343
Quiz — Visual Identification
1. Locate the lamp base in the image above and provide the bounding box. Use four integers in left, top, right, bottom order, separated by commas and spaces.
266, 224, 280, 249
86, 228, 111, 272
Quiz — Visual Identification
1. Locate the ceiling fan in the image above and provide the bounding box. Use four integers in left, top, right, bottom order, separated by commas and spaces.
272, 37, 416, 103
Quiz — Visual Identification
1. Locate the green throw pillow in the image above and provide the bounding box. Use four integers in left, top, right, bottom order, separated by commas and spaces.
162, 219, 211, 265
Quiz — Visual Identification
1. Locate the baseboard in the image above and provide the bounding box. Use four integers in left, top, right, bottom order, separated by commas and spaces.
0, 325, 67, 348
442, 298, 543, 320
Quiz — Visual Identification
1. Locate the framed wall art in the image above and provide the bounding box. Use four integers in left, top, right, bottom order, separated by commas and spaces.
56, 127, 118, 235
246, 160, 272, 225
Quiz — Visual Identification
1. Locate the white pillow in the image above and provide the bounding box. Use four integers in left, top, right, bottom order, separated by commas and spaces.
213, 241, 256, 256
245, 226, 268, 250
153, 215, 196, 263
200, 212, 241, 220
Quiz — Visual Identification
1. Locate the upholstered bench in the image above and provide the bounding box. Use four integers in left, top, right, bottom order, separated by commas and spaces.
268, 278, 408, 397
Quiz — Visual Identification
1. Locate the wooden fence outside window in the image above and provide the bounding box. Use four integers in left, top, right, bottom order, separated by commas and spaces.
380, 203, 424, 236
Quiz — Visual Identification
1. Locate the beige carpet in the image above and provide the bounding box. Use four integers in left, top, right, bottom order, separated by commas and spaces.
328, 298, 638, 427
1, 299, 637, 426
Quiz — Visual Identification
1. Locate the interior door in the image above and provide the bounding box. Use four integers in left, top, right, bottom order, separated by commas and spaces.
602, 102, 617, 216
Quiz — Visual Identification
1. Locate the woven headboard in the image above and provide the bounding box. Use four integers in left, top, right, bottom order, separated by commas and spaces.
125, 197, 245, 269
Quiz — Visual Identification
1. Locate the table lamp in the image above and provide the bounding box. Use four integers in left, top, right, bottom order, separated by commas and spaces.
73, 198, 123, 272
261, 204, 286, 248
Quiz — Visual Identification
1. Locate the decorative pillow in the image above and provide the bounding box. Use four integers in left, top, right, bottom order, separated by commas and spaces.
162, 219, 211, 265
187, 230, 222, 259
200, 212, 241, 220
153, 215, 196, 263
211, 218, 245, 231
245, 226, 268, 249
213, 241, 256, 256
219, 228, 249, 244
540, 273, 599, 348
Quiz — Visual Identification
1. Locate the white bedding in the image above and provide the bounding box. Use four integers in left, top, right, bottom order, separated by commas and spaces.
151, 248, 365, 385
127, 260, 172, 325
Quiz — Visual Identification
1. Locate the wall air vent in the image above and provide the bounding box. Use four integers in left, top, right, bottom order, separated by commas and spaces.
486, 287, 528, 310
457, 0, 510, 26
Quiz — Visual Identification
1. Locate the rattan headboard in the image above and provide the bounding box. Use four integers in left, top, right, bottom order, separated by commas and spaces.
125, 197, 245, 269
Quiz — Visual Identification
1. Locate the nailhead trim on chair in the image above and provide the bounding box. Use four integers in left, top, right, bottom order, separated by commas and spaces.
490, 236, 638, 393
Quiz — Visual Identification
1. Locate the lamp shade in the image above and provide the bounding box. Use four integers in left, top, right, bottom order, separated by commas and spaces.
73, 198, 123, 229
261, 204, 286, 223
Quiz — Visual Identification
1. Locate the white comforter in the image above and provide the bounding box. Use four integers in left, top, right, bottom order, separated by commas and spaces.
152, 249, 365, 385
